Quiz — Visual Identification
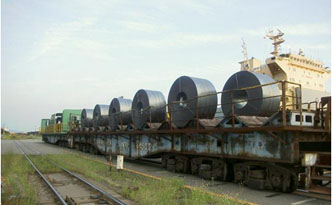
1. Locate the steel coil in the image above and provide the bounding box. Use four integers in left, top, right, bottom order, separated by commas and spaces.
93, 104, 110, 128
81, 109, 94, 128
221, 71, 280, 116
109, 97, 132, 130
168, 76, 218, 128
132, 89, 166, 129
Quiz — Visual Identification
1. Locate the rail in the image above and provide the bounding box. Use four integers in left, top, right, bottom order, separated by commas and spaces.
15, 140, 127, 205
14, 141, 67, 205
56, 163, 126, 205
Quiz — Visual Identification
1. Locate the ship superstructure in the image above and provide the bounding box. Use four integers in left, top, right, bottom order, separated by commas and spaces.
240, 30, 330, 108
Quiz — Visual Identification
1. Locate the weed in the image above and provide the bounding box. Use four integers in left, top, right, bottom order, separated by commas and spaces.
44, 154, 241, 205
1, 154, 37, 204
2, 152, 243, 205
2, 134, 41, 140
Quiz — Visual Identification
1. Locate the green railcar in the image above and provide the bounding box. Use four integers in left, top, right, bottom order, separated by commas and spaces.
40, 119, 50, 133
62, 109, 82, 133
41, 109, 82, 134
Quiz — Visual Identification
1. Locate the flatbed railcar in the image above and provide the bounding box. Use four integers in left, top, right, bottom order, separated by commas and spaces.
41, 80, 331, 195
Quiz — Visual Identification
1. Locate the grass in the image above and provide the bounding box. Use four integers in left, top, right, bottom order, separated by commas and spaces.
1, 134, 41, 140
1, 154, 38, 204
2, 152, 243, 204
34, 154, 241, 205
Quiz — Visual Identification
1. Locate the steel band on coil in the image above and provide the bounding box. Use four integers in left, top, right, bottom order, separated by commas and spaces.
168, 76, 218, 128
109, 98, 132, 130
221, 71, 281, 116
132, 89, 166, 129
93, 104, 110, 128
81, 109, 94, 128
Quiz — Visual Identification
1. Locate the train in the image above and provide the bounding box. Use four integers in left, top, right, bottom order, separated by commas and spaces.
40, 32, 331, 195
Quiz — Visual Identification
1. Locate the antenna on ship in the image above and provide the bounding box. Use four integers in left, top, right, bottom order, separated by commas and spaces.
266, 29, 285, 59
241, 38, 250, 71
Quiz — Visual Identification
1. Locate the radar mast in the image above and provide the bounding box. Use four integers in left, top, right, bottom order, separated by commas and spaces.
266, 29, 285, 59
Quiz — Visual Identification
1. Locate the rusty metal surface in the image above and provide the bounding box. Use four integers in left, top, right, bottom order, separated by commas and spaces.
309, 185, 331, 195
57, 122, 330, 166
236, 116, 270, 127
220, 116, 269, 128
186, 119, 221, 129
69, 125, 330, 136
142, 122, 162, 130
61, 129, 299, 163
294, 190, 331, 201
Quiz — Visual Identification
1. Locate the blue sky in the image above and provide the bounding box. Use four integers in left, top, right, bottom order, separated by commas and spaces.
1, 0, 331, 132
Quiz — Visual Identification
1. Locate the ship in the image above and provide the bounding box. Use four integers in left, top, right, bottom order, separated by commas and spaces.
239, 30, 330, 109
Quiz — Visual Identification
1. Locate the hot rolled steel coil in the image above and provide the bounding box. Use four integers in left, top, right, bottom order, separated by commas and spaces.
221, 71, 280, 116
81, 109, 94, 128
93, 104, 110, 128
168, 76, 218, 128
132, 89, 166, 129
109, 97, 132, 130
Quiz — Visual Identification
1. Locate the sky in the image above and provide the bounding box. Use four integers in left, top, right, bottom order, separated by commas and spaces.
1, 0, 331, 132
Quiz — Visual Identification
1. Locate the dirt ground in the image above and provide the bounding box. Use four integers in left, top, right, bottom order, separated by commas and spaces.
28, 174, 58, 205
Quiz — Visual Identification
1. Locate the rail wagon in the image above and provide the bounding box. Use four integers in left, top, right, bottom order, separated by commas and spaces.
41, 77, 331, 195
40, 32, 331, 195
41, 109, 81, 146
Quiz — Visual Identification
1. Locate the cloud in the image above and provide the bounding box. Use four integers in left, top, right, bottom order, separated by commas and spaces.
243, 23, 331, 36
68, 38, 115, 61
179, 0, 215, 15
122, 33, 240, 48
154, 0, 218, 16
281, 23, 331, 36
117, 20, 163, 32
284, 43, 330, 51
28, 18, 96, 62
118, 11, 156, 21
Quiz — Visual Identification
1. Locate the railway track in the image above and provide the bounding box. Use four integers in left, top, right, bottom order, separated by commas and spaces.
51, 142, 331, 202
14, 140, 127, 205
20, 139, 330, 204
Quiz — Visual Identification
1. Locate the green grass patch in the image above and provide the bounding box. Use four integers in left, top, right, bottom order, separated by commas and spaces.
1, 154, 37, 204
2, 153, 244, 204
41, 154, 241, 205
2, 134, 41, 140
